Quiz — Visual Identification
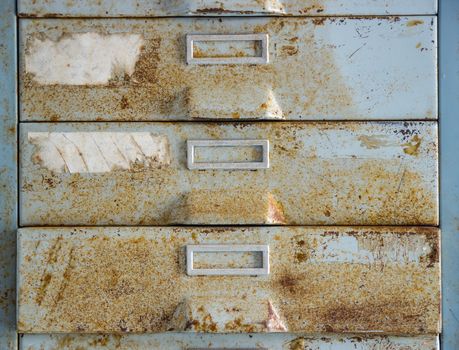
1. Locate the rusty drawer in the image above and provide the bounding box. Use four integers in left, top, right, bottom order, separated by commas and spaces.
20, 17, 437, 122
17, 226, 440, 334
17, 0, 437, 17
20, 334, 440, 350
19, 122, 438, 226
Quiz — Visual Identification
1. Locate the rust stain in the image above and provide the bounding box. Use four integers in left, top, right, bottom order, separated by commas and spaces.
402, 135, 422, 156
35, 273, 52, 306
20, 122, 438, 226
358, 135, 391, 149
20, 18, 356, 121
280, 45, 299, 56
18, 227, 440, 334
289, 338, 306, 350
407, 20, 425, 27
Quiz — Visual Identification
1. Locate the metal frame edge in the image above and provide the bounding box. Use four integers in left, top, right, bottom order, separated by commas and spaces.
0, 0, 17, 349
439, 0, 459, 348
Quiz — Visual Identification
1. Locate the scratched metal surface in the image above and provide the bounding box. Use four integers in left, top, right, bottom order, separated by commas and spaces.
0, 0, 17, 349
17, 0, 437, 17
19, 334, 440, 350
439, 0, 459, 348
17, 226, 440, 334
19, 17, 437, 122
19, 122, 438, 226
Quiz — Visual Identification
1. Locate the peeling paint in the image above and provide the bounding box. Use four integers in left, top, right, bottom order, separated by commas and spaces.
17, 226, 440, 334
28, 132, 170, 173
25, 33, 144, 85
19, 17, 437, 121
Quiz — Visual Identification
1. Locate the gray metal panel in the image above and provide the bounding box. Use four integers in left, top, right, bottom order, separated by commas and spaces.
440, 0, 459, 348
17, 226, 440, 334
19, 122, 438, 226
19, 17, 437, 121
19, 334, 440, 350
17, 0, 438, 17
0, 0, 17, 349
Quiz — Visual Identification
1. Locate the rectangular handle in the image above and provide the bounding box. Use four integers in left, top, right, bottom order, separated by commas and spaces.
187, 139, 269, 170
186, 244, 270, 276
186, 34, 269, 65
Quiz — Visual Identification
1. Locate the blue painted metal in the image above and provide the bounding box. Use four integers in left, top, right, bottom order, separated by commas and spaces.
440, 0, 459, 348
0, 0, 17, 350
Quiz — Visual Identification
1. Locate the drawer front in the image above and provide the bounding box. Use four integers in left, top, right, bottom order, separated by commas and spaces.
20, 17, 437, 122
20, 334, 440, 350
19, 122, 438, 226
18, 0, 437, 17
17, 226, 440, 334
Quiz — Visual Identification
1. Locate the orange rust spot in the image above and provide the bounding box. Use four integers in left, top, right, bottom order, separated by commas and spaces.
407, 20, 424, 27
289, 338, 306, 350
232, 112, 241, 119
312, 18, 327, 26
402, 135, 422, 156
120, 96, 129, 109
35, 273, 52, 305
295, 252, 309, 263
281, 45, 299, 56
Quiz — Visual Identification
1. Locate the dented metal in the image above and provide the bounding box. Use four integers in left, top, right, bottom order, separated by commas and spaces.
17, 226, 440, 334
17, 0, 438, 17
19, 17, 437, 121
19, 122, 438, 226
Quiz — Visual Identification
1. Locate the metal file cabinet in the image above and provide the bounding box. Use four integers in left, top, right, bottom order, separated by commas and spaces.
0, 0, 448, 349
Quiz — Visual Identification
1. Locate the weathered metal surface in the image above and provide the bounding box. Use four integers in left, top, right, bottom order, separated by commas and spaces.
19, 122, 438, 226
0, 0, 17, 349
17, 226, 440, 334
440, 0, 459, 348
19, 334, 440, 350
19, 17, 437, 121
17, 0, 437, 17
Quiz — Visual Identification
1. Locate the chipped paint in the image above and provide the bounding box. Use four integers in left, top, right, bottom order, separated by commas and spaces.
19, 17, 437, 121
17, 0, 438, 17
20, 122, 438, 226
17, 226, 440, 334
28, 132, 170, 173
25, 33, 144, 85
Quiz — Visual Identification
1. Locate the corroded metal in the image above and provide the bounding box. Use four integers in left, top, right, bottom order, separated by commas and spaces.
0, 0, 17, 349
17, 0, 437, 17
19, 122, 438, 226
20, 334, 440, 350
19, 17, 437, 121
17, 226, 440, 334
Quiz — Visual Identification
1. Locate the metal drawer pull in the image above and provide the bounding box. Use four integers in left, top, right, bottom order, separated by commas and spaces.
187, 139, 269, 170
186, 34, 269, 65
186, 244, 270, 276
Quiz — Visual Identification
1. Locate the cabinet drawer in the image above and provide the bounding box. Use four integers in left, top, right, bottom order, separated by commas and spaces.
20, 334, 440, 350
17, 226, 440, 334
20, 17, 437, 122
19, 122, 438, 226
18, 0, 437, 17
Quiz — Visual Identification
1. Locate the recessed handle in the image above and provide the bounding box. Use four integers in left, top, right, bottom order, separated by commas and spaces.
186, 34, 269, 65
187, 139, 269, 170
186, 244, 270, 276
